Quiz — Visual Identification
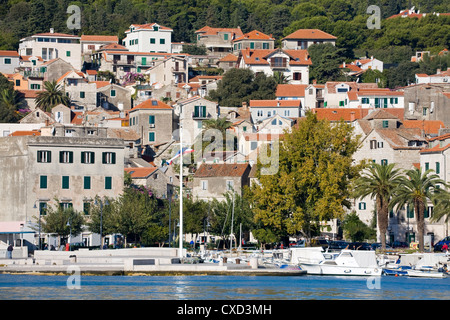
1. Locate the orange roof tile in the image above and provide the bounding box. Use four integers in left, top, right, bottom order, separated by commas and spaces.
420, 143, 450, 153
282, 29, 336, 40
80, 35, 118, 42
91, 81, 111, 89
218, 54, 238, 62
312, 108, 369, 122
33, 32, 79, 38
276, 84, 307, 97
131, 99, 173, 111
126, 23, 173, 33
403, 120, 445, 135
249, 100, 301, 108
10, 130, 41, 136
0, 50, 19, 57
124, 167, 158, 178
195, 26, 243, 38
234, 30, 274, 42
194, 163, 250, 177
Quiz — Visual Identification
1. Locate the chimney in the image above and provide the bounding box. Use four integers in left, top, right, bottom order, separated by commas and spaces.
350, 112, 356, 122
313, 80, 317, 85
343, 62, 346, 68
242, 102, 248, 110
50, 28, 54, 34
436, 69, 441, 74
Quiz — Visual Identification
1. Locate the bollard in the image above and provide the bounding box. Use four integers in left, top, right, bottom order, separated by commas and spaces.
236, 258, 240, 265
250, 257, 258, 269
223, 257, 227, 263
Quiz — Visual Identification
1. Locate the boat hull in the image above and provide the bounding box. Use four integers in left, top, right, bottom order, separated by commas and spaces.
406, 270, 448, 278
299, 263, 382, 276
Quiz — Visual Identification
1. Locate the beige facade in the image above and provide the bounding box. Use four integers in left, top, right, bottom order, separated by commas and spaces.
0, 136, 124, 224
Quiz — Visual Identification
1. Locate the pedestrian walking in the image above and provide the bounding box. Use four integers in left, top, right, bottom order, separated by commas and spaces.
6, 244, 13, 259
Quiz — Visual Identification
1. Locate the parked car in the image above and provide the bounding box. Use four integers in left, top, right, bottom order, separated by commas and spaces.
434, 236, 450, 252
371, 242, 393, 250
347, 242, 372, 250
328, 240, 349, 250
290, 240, 306, 248
310, 239, 330, 250
69, 242, 86, 251
390, 241, 409, 248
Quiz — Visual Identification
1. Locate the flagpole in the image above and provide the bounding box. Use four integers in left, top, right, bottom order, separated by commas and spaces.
179, 115, 184, 259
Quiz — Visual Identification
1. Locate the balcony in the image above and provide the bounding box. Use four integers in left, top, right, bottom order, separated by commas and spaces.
192, 112, 211, 120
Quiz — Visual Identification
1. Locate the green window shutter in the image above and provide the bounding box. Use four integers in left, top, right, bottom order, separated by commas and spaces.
84, 176, 91, 190
407, 205, 414, 218
69, 151, 73, 163
149, 115, 155, 124
250, 42, 254, 49
142, 57, 147, 65
59, 151, 64, 163
425, 162, 429, 171
436, 162, 440, 174
375, 98, 380, 108
111, 90, 116, 97
40, 175, 47, 189
112, 152, 116, 164
150, 38, 155, 44
83, 202, 90, 215
381, 159, 388, 166
424, 207, 429, 218
62, 176, 69, 189
160, 39, 165, 44
382, 120, 388, 128
224, 34, 228, 41
194, 106, 199, 117
102, 152, 107, 164
105, 176, 112, 190
39, 202, 47, 216
80, 91, 85, 99
81, 152, 86, 164
66, 51, 71, 57
383, 98, 388, 108
339, 101, 344, 106
149, 132, 155, 142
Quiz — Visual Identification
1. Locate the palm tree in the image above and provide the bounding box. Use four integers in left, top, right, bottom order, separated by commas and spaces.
0, 88, 25, 123
201, 117, 234, 151
430, 187, 450, 230
35, 81, 70, 112
272, 71, 289, 84
353, 163, 403, 251
390, 168, 445, 252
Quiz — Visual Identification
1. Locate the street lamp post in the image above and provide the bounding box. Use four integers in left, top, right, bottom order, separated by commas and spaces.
95, 198, 109, 250
33, 201, 47, 250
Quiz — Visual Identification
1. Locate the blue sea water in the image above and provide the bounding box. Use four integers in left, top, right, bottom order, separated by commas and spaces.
0, 274, 448, 300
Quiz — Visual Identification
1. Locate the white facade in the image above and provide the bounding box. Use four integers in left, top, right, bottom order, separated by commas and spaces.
122, 23, 173, 53
249, 99, 302, 123
0, 51, 20, 74
19, 29, 82, 70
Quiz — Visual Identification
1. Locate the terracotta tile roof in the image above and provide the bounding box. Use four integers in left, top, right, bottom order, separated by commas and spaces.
240, 48, 312, 66
108, 128, 140, 141
195, 26, 243, 38
20, 55, 43, 62
70, 112, 84, 125
126, 23, 173, 33
347, 91, 359, 101
357, 89, 404, 96
85, 70, 98, 75
33, 32, 79, 38
325, 82, 378, 94
233, 30, 274, 42
340, 64, 363, 72
18, 89, 43, 98
0, 50, 19, 57
376, 128, 425, 149
282, 29, 336, 40
284, 49, 312, 65
276, 84, 307, 97
130, 99, 173, 111
249, 100, 301, 108
100, 43, 128, 51
9, 130, 41, 136
312, 108, 369, 121
125, 167, 158, 178
218, 54, 238, 62
364, 109, 400, 120
402, 120, 445, 135
194, 163, 250, 177
91, 81, 111, 89
387, 10, 450, 19
427, 133, 450, 142
80, 35, 118, 42
419, 143, 450, 153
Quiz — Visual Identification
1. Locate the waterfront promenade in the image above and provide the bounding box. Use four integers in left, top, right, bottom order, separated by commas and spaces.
0, 247, 306, 276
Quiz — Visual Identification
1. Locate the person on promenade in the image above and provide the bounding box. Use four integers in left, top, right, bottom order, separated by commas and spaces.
442, 242, 448, 253
6, 244, 13, 259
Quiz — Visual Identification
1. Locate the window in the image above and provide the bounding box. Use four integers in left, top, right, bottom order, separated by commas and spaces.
375, 98, 380, 108
377, 142, 384, 148
250, 42, 254, 49
425, 162, 429, 171
60, 202, 73, 210
382, 120, 389, 128
370, 140, 377, 149
362, 98, 370, 104
358, 202, 366, 210
251, 141, 258, 150
31, 84, 41, 90
194, 105, 207, 118
80, 91, 85, 99
15, 79, 20, 87
263, 43, 269, 49
390, 97, 398, 104
66, 51, 71, 57
226, 180, 234, 191
105, 176, 112, 190
149, 115, 155, 124
59, 151, 73, 163
37, 150, 51, 163
436, 162, 440, 174
407, 205, 414, 218
337, 88, 348, 93
102, 152, 116, 164
150, 38, 155, 44
40, 175, 47, 189
142, 57, 147, 65
62, 176, 70, 189
423, 107, 428, 116
293, 72, 302, 81
160, 39, 165, 44
81, 151, 95, 164
149, 132, 155, 142
271, 57, 286, 68
201, 180, 208, 190
284, 110, 290, 117
339, 101, 345, 106
4, 58, 11, 64
39, 202, 47, 216
224, 33, 229, 41
83, 202, 91, 216
381, 159, 388, 166
153, 25, 159, 31
84, 176, 91, 190
110, 90, 116, 97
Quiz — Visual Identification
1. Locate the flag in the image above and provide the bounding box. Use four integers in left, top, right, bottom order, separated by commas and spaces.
167, 148, 194, 165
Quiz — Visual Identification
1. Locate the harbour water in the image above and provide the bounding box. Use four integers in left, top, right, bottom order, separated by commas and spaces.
0, 274, 448, 300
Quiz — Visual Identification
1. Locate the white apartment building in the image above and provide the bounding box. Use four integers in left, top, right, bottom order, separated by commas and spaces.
122, 23, 173, 53
19, 29, 82, 70
0, 50, 20, 74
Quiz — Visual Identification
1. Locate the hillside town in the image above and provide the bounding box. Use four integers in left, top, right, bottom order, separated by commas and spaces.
0, 14, 449, 257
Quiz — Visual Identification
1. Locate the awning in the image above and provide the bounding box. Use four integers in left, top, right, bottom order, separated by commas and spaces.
0, 221, 35, 234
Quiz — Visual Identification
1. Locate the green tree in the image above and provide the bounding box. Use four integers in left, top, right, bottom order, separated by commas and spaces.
341, 211, 376, 242
250, 112, 362, 244
430, 188, 450, 226
35, 81, 70, 112
353, 163, 404, 251
38, 203, 85, 245
308, 43, 346, 83
391, 168, 445, 252
0, 88, 25, 123
207, 68, 276, 108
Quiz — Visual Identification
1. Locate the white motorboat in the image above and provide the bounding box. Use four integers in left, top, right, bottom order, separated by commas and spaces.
291, 247, 382, 276
406, 268, 448, 278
